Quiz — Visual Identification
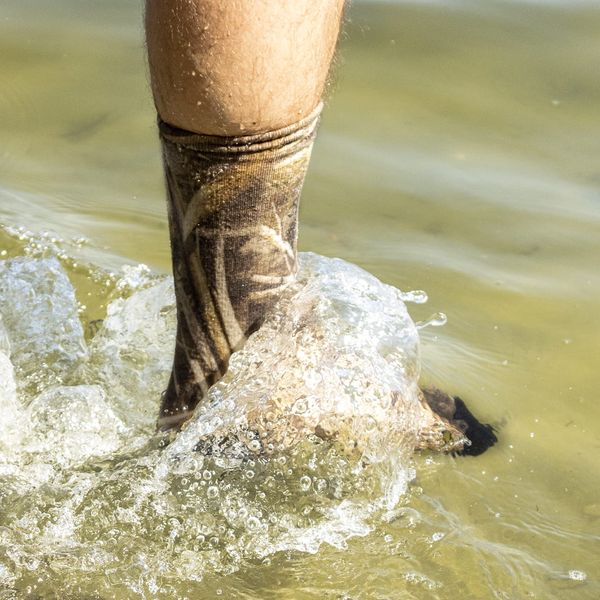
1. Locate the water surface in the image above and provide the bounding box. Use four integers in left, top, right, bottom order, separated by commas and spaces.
1, 0, 599, 598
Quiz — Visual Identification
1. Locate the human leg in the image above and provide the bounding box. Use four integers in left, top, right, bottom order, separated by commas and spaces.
145, 0, 344, 136
145, 0, 345, 430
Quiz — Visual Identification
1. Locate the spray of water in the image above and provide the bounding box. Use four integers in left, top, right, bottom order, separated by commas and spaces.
0, 249, 435, 596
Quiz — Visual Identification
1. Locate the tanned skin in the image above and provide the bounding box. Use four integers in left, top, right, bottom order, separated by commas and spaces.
145, 0, 345, 136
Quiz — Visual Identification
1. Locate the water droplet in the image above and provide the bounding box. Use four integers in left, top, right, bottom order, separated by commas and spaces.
416, 312, 447, 329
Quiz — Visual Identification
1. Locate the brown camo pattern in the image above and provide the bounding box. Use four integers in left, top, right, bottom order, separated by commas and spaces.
157, 107, 321, 430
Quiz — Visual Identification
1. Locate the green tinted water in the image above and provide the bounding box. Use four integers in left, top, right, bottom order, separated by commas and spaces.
1, 0, 599, 598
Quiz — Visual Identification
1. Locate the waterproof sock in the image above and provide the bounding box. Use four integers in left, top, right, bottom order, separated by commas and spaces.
419, 387, 498, 455
157, 105, 322, 430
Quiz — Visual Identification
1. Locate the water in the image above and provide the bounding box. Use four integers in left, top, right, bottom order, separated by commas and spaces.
0, 252, 425, 597
1, 0, 599, 598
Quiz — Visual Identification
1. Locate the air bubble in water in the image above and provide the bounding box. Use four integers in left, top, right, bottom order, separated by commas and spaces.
316, 479, 328, 493
364, 415, 378, 432
292, 397, 308, 414
248, 439, 261, 452
300, 475, 312, 491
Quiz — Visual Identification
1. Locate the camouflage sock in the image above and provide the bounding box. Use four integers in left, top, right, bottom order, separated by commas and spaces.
157, 105, 321, 430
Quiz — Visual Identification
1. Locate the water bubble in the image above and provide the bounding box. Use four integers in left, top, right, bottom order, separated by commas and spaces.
315, 479, 328, 493
568, 570, 587, 581
364, 415, 378, 432
245, 470, 255, 479
247, 516, 260, 531
207, 486, 219, 499
248, 439, 261, 452
202, 470, 212, 481
300, 475, 312, 491
292, 397, 308, 414
24, 558, 40, 571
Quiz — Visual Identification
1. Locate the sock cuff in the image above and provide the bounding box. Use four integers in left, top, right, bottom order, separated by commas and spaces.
158, 103, 322, 159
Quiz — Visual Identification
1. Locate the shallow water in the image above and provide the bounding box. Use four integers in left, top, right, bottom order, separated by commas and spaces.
1, 0, 599, 598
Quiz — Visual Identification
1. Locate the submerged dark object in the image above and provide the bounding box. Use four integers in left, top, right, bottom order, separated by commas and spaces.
452, 396, 498, 456
421, 387, 498, 457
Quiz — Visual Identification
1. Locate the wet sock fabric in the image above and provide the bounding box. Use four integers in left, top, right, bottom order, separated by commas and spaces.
157, 105, 321, 430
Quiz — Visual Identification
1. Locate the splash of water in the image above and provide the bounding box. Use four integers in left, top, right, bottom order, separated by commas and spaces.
0, 251, 426, 596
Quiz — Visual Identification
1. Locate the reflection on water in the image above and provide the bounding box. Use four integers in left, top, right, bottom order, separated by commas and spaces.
1, 0, 599, 598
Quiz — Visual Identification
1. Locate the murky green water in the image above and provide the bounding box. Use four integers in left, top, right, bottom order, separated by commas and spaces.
1, 0, 599, 598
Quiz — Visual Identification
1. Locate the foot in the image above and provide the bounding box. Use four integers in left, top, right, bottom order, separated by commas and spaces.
420, 386, 498, 456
